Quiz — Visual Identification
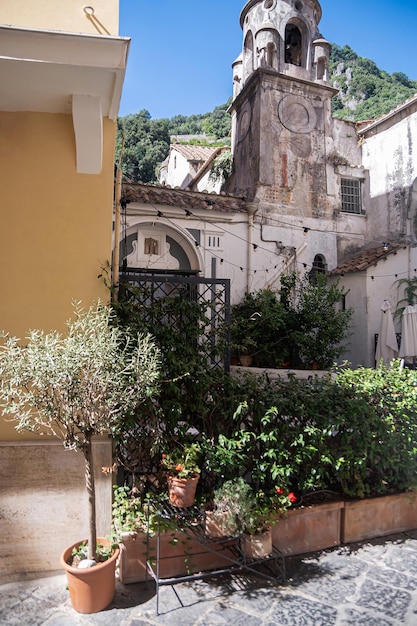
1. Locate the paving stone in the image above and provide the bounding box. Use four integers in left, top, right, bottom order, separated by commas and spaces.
228, 587, 281, 614
385, 546, 417, 577
198, 606, 263, 626
340, 607, 396, 625
269, 594, 338, 625
368, 564, 417, 591
356, 578, 412, 622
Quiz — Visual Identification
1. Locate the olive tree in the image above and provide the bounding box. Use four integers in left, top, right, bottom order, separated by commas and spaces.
0, 302, 160, 560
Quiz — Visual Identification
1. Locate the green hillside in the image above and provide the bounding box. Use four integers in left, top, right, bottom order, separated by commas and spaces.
330, 44, 417, 121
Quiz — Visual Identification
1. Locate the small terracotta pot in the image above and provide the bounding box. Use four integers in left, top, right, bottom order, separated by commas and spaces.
239, 354, 253, 367
167, 474, 200, 507
243, 529, 273, 561
60, 538, 119, 614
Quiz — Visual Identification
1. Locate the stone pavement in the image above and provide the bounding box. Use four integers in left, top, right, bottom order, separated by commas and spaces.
3, 532, 417, 625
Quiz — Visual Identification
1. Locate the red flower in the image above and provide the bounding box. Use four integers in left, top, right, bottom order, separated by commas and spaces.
161, 453, 167, 459
175, 463, 184, 472
288, 492, 297, 503
275, 487, 284, 495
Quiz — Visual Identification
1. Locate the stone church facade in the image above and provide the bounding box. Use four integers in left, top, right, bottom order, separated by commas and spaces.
121, 0, 417, 368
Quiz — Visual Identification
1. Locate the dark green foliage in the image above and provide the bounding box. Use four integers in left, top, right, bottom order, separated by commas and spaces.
168, 113, 208, 136
394, 277, 417, 319
202, 99, 232, 140
203, 365, 417, 500
330, 44, 417, 122
115, 110, 171, 183
292, 273, 353, 369
111, 283, 243, 481
230, 274, 352, 369
230, 288, 289, 367
209, 149, 234, 184
109, 282, 417, 504
336, 365, 417, 496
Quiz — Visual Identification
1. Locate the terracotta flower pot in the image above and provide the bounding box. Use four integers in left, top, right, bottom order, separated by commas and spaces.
243, 528, 272, 561
167, 474, 200, 507
60, 538, 119, 614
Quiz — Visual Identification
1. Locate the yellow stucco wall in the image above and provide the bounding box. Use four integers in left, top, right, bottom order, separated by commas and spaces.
0, 110, 116, 439
0, 0, 118, 36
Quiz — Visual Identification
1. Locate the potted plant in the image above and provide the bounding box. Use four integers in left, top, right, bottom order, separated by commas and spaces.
240, 486, 297, 561
0, 302, 161, 613
161, 441, 201, 507
230, 289, 289, 368
205, 477, 253, 538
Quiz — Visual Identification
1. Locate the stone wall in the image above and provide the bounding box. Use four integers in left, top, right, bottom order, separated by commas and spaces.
0, 439, 113, 583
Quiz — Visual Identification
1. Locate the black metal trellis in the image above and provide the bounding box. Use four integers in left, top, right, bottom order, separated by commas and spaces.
119, 271, 231, 371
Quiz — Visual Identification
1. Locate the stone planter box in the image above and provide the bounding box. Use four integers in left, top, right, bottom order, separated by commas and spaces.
271, 501, 344, 556
342, 491, 417, 544
118, 531, 235, 584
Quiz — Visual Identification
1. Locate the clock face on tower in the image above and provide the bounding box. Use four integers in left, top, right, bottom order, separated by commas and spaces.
278, 95, 317, 134
238, 102, 252, 142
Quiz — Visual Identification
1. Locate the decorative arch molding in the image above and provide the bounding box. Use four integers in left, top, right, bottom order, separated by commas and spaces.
243, 30, 255, 80
120, 220, 203, 273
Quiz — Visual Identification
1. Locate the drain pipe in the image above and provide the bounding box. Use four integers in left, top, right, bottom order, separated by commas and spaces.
246, 202, 259, 292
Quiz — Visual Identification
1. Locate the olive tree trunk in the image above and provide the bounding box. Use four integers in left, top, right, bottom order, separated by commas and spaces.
82, 434, 97, 561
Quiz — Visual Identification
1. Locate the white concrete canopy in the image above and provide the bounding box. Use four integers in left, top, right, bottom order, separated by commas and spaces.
0, 24, 130, 173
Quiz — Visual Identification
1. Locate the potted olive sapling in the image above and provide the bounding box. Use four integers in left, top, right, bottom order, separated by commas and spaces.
0, 301, 160, 614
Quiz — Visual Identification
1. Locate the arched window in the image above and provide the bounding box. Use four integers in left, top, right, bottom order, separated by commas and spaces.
285, 24, 302, 66
243, 31, 254, 77
309, 254, 327, 283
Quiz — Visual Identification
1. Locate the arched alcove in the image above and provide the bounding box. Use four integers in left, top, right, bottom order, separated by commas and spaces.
309, 254, 327, 283
285, 23, 303, 66
120, 221, 202, 273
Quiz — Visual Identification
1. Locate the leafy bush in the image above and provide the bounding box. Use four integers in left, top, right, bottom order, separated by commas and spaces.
202, 364, 417, 501
230, 273, 352, 369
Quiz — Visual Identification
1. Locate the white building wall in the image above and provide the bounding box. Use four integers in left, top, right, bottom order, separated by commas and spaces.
165, 149, 194, 189
337, 246, 417, 368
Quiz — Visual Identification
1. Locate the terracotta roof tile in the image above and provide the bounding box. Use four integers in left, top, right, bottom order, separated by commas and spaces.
330, 243, 404, 276
170, 144, 218, 162
121, 181, 246, 214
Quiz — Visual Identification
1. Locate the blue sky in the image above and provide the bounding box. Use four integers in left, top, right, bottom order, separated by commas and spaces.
119, 0, 417, 119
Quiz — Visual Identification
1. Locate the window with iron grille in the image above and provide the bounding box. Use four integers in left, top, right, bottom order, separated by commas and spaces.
341, 178, 362, 214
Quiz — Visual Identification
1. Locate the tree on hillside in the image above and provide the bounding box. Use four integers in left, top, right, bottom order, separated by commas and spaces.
116, 110, 170, 183
202, 99, 232, 139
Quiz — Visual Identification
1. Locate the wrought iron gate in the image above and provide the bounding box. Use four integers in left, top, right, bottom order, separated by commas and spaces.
119, 271, 231, 370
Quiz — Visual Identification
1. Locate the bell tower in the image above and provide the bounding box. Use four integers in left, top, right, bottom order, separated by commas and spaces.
228, 0, 336, 220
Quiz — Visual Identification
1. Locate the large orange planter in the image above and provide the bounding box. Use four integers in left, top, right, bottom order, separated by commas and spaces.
118, 530, 235, 584
342, 491, 417, 543
271, 501, 344, 556
60, 538, 119, 614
